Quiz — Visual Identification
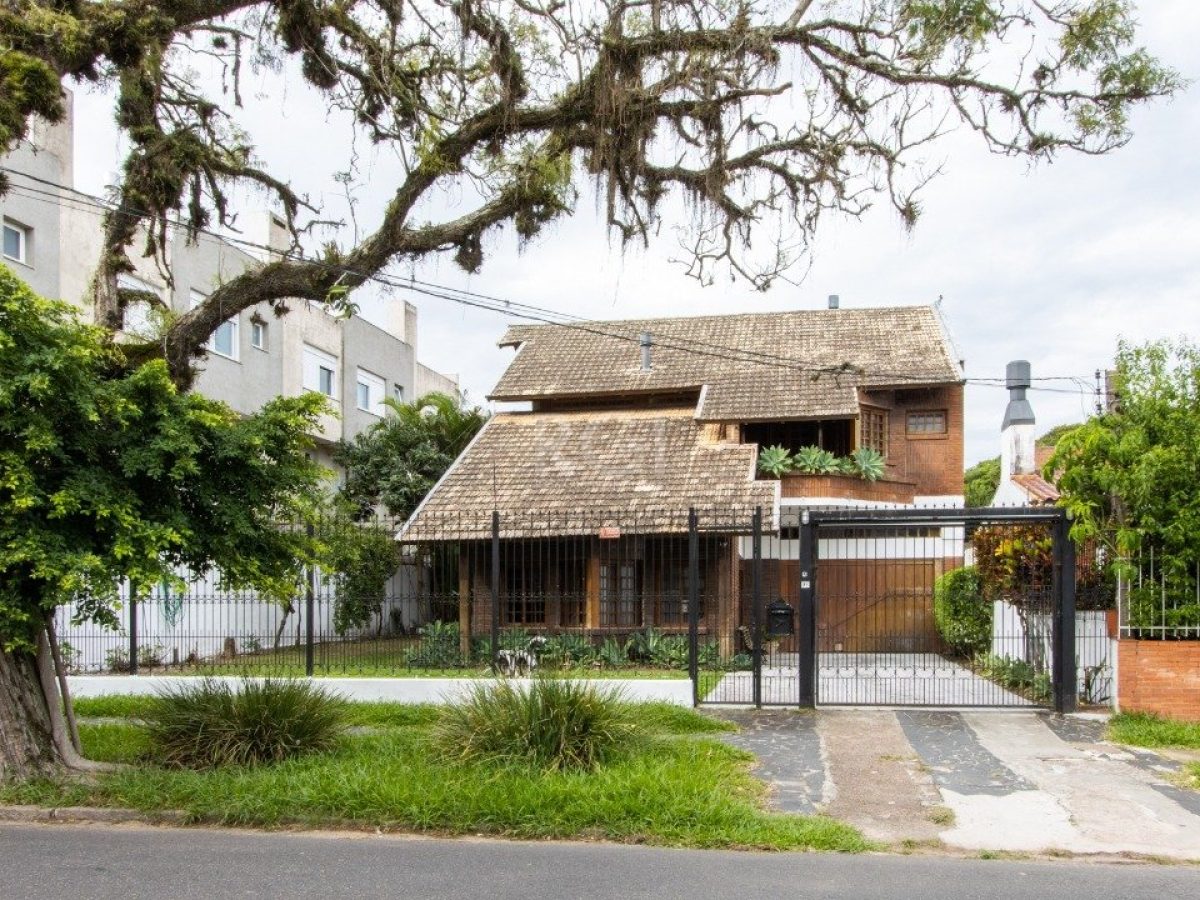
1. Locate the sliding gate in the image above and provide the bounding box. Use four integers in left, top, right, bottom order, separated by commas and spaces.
692, 506, 1077, 712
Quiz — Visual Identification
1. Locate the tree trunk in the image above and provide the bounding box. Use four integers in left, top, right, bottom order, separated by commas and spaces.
0, 629, 112, 782
0, 643, 60, 781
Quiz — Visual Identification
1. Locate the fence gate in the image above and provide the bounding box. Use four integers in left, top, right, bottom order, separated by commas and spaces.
693, 506, 1077, 712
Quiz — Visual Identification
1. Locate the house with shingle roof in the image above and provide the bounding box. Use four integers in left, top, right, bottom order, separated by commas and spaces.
400, 302, 965, 651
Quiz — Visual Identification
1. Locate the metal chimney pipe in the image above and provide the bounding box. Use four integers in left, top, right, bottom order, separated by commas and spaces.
828, 294, 840, 310
640, 331, 653, 371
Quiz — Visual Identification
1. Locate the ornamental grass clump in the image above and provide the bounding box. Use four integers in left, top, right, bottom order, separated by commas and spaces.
144, 678, 346, 769
436, 679, 635, 772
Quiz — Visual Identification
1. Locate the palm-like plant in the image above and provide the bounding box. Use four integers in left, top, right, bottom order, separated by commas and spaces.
757, 445, 794, 478
851, 447, 887, 482
793, 446, 839, 475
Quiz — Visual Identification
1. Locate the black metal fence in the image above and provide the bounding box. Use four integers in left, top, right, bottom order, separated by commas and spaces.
55, 505, 1115, 711
1118, 550, 1200, 640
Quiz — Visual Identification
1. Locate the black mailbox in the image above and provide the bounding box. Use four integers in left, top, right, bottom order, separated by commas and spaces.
766, 600, 794, 638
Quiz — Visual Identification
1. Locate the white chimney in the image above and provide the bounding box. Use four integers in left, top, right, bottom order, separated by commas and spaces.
1000, 360, 1036, 481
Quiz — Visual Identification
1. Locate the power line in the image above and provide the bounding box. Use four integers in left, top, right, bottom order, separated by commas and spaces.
2, 167, 1100, 397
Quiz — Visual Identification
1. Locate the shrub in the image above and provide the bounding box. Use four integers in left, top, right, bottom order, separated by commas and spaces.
436, 679, 634, 772
541, 633, 597, 669
143, 678, 346, 769
650, 635, 690, 670
972, 653, 1051, 703
933, 566, 991, 657
597, 637, 627, 668
624, 626, 665, 662
407, 620, 464, 668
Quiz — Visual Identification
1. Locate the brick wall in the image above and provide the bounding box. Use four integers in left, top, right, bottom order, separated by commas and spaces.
860, 383, 965, 497
1117, 639, 1200, 721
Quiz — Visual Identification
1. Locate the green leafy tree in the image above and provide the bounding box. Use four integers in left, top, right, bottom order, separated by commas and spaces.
0, 2, 1180, 383
964, 457, 1002, 507
0, 267, 326, 780
334, 392, 487, 519
1050, 339, 1200, 623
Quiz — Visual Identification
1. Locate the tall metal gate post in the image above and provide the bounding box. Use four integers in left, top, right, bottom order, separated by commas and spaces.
128, 584, 139, 676
491, 511, 501, 674
305, 522, 315, 677
798, 513, 817, 708
1052, 514, 1077, 713
751, 508, 763, 709
687, 508, 700, 707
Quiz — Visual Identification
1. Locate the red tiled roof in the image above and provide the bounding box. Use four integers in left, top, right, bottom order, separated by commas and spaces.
1012, 473, 1060, 504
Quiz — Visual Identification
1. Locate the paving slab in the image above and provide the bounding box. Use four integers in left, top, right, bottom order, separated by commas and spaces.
817, 709, 943, 843
950, 712, 1200, 859
710, 709, 824, 814
711, 708, 1200, 860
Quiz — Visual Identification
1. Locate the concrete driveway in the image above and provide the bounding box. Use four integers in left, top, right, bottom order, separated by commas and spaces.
709, 653, 1031, 706
715, 709, 1200, 860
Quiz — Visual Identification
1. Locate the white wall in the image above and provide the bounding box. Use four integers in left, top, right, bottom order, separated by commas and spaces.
991, 600, 1113, 705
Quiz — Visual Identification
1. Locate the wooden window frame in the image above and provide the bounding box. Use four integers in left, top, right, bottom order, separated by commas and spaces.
860, 405, 889, 456
905, 409, 948, 439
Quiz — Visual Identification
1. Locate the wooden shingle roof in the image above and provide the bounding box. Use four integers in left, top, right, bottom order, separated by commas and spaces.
491, 305, 962, 421
399, 408, 778, 540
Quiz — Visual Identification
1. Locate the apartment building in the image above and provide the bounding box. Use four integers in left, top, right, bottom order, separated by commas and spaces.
1, 94, 458, 469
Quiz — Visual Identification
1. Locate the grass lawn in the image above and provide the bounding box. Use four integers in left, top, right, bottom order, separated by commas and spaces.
23, 696, 867, 852
1108, 712, 1200, 749
1108, 712, 1200, 791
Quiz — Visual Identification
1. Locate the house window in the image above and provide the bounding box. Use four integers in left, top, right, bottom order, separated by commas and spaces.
355, 368, 385, 416
250, 320, 267, 350
302, 344, 339, 399
503, 555, 545, 625
119, 274, 161, 339
600, 562, 641, 628
557, 554, 587, 627
392, 384, 405, 404
656, 558, 705, 626
3, 220, 29, 264
192, 290, 238, 360
906, 410, 947, 435
861, 407, 888, 455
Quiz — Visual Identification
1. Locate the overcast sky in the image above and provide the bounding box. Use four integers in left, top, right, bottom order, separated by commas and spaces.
68, 2, 1200, 467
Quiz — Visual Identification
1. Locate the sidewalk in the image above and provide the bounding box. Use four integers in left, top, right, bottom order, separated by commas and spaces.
714, 708, 1200, 860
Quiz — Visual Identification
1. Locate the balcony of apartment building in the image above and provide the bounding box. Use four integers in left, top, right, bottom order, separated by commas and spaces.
742, 415, 918, 506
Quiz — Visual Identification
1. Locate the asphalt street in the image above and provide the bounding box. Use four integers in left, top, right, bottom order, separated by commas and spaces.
1, 822, 1194, 900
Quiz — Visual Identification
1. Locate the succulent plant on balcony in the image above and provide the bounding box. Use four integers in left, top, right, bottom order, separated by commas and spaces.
757, 444, 794, 478
851, 447, 886, 482
793, 446, 839, 475
833, 456, 859, 476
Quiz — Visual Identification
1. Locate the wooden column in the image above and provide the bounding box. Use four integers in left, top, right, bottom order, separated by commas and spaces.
457, 546, 471, 657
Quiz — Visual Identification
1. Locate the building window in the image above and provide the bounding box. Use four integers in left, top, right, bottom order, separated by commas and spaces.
861, 406, 888, 455
600, 562, 641, 628
906, 410, 947, 435
250, 320, 267, 350
119, 274, 161, 338
557, 554, 587, 627
3, 220, 29, 264
192, 290, 238, 360
355, 368, 385, 416
503, 554, 545, 625
392, 384, 405, 404
302, 344, 338, 399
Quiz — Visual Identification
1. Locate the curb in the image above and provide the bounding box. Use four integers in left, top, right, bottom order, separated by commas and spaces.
0, 805, 186, 825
